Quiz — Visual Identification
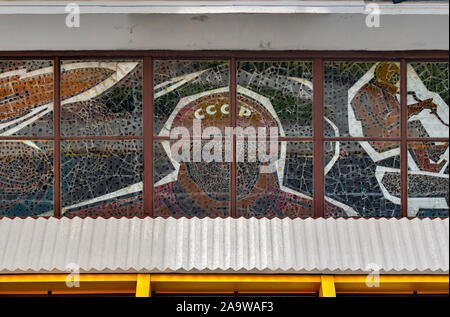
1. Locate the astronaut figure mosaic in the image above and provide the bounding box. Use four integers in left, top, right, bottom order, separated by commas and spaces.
0, 60, 448, 217
347, 62, 449, 216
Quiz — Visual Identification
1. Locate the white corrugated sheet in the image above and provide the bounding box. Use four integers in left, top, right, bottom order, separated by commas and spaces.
0, 217, 448, 274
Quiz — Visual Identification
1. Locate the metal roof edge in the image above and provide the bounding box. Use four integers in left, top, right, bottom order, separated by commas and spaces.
0, 267, 448, 275
0, 1, 448, 15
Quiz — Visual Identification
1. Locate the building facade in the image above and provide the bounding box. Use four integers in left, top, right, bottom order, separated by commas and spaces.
0, 0, 448, 296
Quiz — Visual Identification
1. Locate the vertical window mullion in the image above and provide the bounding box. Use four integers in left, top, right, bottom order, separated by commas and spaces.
53, 57, 61, 218
313, 58, 325, 218
230, 57, 237, 218
143, 57, 153, 217
401, 59, 408, 217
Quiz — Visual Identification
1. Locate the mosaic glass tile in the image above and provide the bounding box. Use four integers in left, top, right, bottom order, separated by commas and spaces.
60, 60, 143, 136
324, 62, 401, 138
408, 141, 449, 217
236, 141, 314, 217
153, 140, 231, 217
407, 62, 449, 138
0, 60, 54, 136
237, 61, 313, 137
153, 60, 230, 136
324, 141, 402, 217
0, 141, 53, 216
61, 140, 143, 217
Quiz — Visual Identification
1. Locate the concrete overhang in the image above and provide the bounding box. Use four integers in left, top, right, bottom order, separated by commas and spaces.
0, 1, 448, 15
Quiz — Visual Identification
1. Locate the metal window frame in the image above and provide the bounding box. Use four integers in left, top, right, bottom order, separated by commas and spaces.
0, 50, 448, 219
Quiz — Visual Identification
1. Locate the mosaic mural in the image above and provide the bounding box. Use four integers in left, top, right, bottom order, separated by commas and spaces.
0, 60, 54, 216
0, 60, 54, 136
153, 61, 230, 216
0, 59, 447, 218
324, 61, 403, 216
0, 141, 53, 216
324, 61, 401, 138
154, 61, 230, 135
60, 60, 143, 136
153, 60, 344, 217
407, 62, 449, 217
324, 61, 449, 217
408, 62, 449, 135
0, 60, 143, 216
324, 141, 401, 217
408, 142, 448, 217
237, 141, 315, 217
237, 61, 313, 137
154, 139, 231, 217
61, 140, 143, 217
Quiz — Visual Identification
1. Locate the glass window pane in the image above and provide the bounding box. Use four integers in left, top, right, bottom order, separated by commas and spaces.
237, 141, 314, 217
0, 141, 53, 216
153, 60, 230, 136
153, 140, 231, 217
324, 61, 401, 138
237, 61, 313, 137
60, 60, 143, 136
408, 141, 449, 217
407, 62, 449, 138
61, 140, 143, 217
325, 141, 401, 217
0, 60, 54, 136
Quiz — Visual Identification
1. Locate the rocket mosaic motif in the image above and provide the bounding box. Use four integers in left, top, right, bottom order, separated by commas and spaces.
0, 60, 144, 217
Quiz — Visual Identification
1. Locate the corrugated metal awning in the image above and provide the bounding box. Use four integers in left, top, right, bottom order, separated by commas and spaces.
0, 217, 448, 275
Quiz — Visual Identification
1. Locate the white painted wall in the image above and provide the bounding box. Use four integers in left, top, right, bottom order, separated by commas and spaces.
0, 13, 448, 51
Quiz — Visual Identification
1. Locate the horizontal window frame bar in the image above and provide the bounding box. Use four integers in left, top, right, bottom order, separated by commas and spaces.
2, 137, 447, 142
324, 137, 450, 142
0, 136, 143, 140
0, 50, 448, 60
0, 215, 447, 221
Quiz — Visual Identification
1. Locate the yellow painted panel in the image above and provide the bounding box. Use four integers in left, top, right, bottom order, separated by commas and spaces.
151, 274, 321, 294
0, 274, 138, 283
319, 275, 336, 297
334, 275, 449, 294
0, 274, 139, 295
136, 274, 151, 297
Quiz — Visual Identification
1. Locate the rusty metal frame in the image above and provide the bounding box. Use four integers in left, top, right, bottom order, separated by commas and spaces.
53, 57, 61, 218
143, 57, 154, 216
0, 50, 448, 59
313, 58, 325, 217
230, 57, 237, 218
0, 51, 448, 219
401, 59, 408, 217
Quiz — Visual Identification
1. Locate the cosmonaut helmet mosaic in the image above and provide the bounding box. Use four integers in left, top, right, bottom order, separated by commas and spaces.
152, 61, 346, 217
